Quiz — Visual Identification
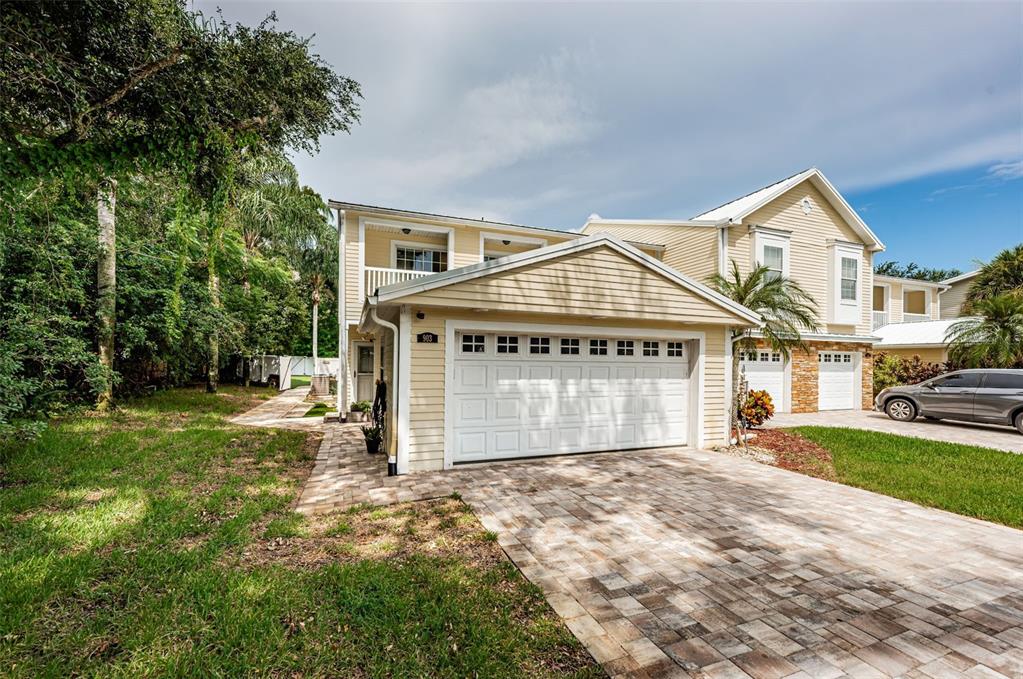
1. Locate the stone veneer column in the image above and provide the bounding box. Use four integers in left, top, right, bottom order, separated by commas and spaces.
790, 345, 820, 413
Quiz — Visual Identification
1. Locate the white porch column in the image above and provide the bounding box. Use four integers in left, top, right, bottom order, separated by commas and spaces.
336, 209, 348, 417
397, 305, 412, 474
446, 230, 455, 270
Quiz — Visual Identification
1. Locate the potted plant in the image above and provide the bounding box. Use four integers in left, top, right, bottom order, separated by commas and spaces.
362, 425, 383, 454
348, 400, 372, 422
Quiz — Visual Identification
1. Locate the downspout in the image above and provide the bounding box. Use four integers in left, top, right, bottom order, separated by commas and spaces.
371, 306, 399, 476
336, 210, 348, 420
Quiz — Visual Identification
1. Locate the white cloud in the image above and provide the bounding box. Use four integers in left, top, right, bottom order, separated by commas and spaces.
989, 160, 1023, 180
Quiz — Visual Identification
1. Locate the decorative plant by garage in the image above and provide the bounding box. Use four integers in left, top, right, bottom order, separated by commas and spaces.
740, 389, 775, 428
348, 400, 372, 422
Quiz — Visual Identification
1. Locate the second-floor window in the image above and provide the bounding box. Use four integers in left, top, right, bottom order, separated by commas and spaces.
763, 245, 785, 282
395, 246, 447, 273
840, 257, 858, 301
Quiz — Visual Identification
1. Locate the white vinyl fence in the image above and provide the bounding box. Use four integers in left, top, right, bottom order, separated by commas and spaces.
238, 355, 339, 390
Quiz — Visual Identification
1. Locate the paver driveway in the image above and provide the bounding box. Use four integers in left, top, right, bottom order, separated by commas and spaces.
767, 410, 1022, 454
458, 448, 1023, 678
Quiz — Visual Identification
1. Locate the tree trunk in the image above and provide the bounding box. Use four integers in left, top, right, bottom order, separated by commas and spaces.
730, 337, 742, 444
96, 179, 117, 410
312, 291, 320, 364
206, 235, 221, 394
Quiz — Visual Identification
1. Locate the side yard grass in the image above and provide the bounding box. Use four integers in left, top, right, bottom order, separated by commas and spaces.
781, 427, 1023, 528
0, 386, 598, 678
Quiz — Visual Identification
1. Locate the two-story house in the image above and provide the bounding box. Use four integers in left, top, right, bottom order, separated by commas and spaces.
328, 167, 883, 475
870, 270, 980, 363
582, 168, 885, 415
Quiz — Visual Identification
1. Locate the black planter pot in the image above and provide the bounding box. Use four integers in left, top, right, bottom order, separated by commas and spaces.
365, 439, 381, 455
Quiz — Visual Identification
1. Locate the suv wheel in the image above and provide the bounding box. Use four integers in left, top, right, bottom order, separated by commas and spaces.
1015, 411, 1023, 435
886, 398, 916, 422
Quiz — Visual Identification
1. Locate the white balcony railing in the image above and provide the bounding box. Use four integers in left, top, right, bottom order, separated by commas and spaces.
872, 311, 889, 330
903, 312, 930, 323
364, 267, 434, 295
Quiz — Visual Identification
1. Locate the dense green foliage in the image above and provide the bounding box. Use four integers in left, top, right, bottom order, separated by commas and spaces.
793, 427, 1023, 528
872, 352, 946, 396
1, 0, 359, 432
946, 294, 1023, 368
0, 388, 596, 677
965, 243, 1023, 309
873, 260, 961, 282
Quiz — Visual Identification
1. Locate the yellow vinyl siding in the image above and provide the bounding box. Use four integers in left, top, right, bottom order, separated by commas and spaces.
729, 183, 874, 336
583, 223, 719, 282
405, 309, 733, 472
393, 246, 749, 325
363, 228, 446, 269
883, 347, 948, 364
941, 279, 972, 319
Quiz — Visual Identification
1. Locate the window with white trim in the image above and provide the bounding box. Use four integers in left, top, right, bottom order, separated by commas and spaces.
667, 341, 686, 357
560, 338, 580, 355
617, 340, 634, 356
642, 341, 659, 357
496, 335, 518, 354
754, 231, 790, 282
395, 246, 447, 272
529, 337, 550, 354
589, 339, 608, 356
461, 334, 485, 353
841, 257, 858, 301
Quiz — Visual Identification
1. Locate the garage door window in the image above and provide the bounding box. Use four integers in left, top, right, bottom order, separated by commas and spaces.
617, 340, 634, 356
818, 352, 852, 363
642, 341, 659, 357
667, 342, 686, 357
462, 334, 485, 353
560, 338, 580, 355
529, 337, 550, 354
496, 336, 519, 354
589, 339, 608, 356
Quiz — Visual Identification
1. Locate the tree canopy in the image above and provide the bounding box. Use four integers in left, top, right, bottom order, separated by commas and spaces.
873, 260, 961, 283
1, 0, 360, 434
966, 244, 1023, 309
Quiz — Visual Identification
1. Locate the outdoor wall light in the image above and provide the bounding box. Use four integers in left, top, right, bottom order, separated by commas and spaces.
416, 311, 425, 320
502, 239, 511, 245
401, 228, 411, 234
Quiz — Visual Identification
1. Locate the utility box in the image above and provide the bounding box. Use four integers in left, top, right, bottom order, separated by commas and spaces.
310, 374, 331, 400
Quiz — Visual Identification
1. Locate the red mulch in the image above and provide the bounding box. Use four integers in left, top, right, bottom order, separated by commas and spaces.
752, 428, 837, 481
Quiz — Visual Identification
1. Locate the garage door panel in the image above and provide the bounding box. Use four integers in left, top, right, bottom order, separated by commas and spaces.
818, 352, 856, 411
451, 332, 692, 463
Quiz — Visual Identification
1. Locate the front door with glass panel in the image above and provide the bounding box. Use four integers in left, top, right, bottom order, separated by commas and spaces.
355, 343, 374, 403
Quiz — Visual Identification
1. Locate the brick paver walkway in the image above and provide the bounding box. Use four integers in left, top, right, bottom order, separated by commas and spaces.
241, 393, 1023, 678
229, 386, 329, 431
767, 410, 1022, 454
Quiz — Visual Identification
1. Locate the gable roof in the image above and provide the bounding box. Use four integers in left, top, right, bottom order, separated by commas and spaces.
368, 233, 763, 325
692, 168, 886, 252
874, 275, 950, 290
874, 318, 968, 347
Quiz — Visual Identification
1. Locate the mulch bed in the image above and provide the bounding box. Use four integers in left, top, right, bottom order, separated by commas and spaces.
750, 428, 838, 481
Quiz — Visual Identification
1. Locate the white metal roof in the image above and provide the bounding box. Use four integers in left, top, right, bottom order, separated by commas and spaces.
874, 318, 973, 347
691, 168, 885, 251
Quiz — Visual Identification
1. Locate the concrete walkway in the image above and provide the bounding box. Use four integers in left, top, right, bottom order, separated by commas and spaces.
229, 386, 329, 432
767, 410, 1023, 454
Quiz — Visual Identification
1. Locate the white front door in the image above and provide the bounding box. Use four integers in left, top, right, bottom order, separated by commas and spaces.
818, 351, 856, 410
739, 350, 787, 413
450, 331, 692, 463
355, 343, 374, 403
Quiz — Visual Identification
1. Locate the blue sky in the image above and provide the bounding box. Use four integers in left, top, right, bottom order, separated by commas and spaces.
203, 1, 1023, 272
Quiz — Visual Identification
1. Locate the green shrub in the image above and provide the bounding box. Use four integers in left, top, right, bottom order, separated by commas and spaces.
873, 353, 946, 396
741, 389, 775, 427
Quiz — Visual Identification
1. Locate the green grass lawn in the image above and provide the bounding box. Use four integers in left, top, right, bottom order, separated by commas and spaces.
289, 375, 310, 387
791, 427, 1023, 528
302, 402, 331, 418
0, 387, 597, 678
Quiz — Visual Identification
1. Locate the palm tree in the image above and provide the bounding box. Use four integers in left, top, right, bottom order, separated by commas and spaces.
946, 294, 1023, 368
709, 261, 820, 438
298, 241, 336, 365
965, 244, 1023, 312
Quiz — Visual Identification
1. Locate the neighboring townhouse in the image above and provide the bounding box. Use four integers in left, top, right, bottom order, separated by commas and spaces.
582, 168, 885, 415
871, 275, 952, 362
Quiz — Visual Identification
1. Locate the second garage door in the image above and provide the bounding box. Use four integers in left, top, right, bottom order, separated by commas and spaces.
451, 331, 692, 463
818, 351, 857, 410
740, 349, 786, 413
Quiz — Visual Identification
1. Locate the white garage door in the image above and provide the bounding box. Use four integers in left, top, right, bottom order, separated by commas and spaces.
818, 351, 856, 410
740, 350, 786, 413
451, 332, 692, 463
